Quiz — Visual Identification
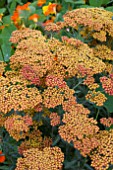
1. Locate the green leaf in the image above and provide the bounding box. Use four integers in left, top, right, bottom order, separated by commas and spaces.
9, 1, 17, 14
102, 0, 110, 4
3, 15, 11, 24
89, 0, 103, 7
15, 0, 23, 4
38, 14, 46, 22
0, 166, 9, 170
64, 0, 85, 5
55, 13, 64, 22
7, 0, 13, 3
104, 94, 113, 113
106, 6, 113, 12
0, 8, 6, 14
78, 5, 95, 8
0, 24, 16, 61
0, 39, 3, 45
1, 43, 11, 61
29, 6, 36, 14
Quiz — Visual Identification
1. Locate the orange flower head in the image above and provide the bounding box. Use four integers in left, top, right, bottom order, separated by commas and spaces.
43, 3, 57, 16
37, 0, 46, 7
29, 14, 40, 22
16, 2, 31, 12
11, 11, 21, 25
0, 151, 5, 163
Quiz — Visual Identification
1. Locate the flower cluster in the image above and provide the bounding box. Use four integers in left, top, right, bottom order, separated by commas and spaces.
0, 61, 6, 76
50, 112, 60, 126
45, 74, 66, 88
48, 37, 106, 78
4, 114, 33, 141
46, 8, 113, 41
59, 104, 99, 156
15, 147, 64, 170
42, 85, 75, 108
11, 2, 31, 28
42, 2, 57, 16
100, 117, 113, 127
18, 129, 52, 155
1, 9, 113, 169
90, 130, 113, 170
93, 45, 113, 60
86, 90, 107, 106
10, 29, 54, 78
0, 75, 42, 114
21, 65, 41, 85
100, 74, 113, 95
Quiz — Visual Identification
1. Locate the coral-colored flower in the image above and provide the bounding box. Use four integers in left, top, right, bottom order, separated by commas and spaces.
37, 0, 46, 7
42, 3, 57, 16
29, 14, 40, 22
16, 2, 31, 11
50, 112, 60, 126
11, 2, 31, 29
0, 151, 5, 163
100, 75, 113, 95
11, 11, 21, 25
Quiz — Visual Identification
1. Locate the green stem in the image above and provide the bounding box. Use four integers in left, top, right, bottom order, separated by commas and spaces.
0, 45, 5, 62
95, 108, 100, 120
73, 79, 85, 90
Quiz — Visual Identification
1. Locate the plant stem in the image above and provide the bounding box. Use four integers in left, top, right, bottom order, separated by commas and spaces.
95, 108, 100, 120
0, 46, 5, 62
73, 79, 84, 90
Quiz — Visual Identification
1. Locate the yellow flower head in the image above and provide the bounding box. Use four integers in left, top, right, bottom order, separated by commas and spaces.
42, 2, 57, 16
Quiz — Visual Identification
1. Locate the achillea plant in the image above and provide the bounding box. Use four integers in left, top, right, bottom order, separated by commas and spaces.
45, 7, 113, 106
1, 7, 113, 169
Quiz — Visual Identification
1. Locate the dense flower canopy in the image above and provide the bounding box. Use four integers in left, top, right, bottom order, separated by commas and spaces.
1, 6, 113, 169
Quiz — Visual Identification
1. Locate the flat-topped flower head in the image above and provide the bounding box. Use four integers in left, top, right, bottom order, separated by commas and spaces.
15, 147, 64, 170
